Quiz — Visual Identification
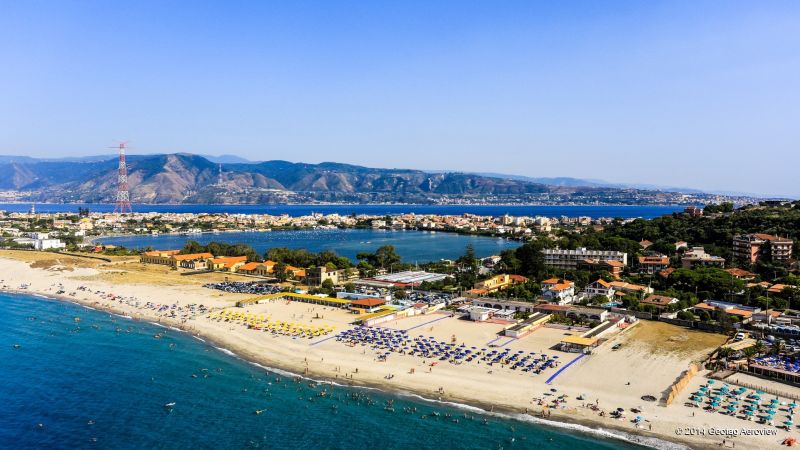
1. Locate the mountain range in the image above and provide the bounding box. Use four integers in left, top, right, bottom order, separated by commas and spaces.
0, 153, 749, 205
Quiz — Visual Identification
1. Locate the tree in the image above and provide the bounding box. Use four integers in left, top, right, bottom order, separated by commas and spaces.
394, 288, 407, 300
274, 261, 288, 282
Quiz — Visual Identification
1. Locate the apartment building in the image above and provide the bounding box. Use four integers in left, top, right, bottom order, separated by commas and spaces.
732, 233, 793, 265
542, 248, 627, 270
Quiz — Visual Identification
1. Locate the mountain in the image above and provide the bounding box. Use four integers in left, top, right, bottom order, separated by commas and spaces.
0, 153, 753, 205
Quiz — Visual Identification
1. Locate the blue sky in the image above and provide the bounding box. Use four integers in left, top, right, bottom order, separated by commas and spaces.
1, 1, 798, 196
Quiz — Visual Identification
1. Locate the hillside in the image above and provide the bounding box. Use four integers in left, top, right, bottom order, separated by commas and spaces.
0, 153, 740, 205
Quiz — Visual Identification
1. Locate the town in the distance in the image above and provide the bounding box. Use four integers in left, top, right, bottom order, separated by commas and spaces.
2, 197, 800, 449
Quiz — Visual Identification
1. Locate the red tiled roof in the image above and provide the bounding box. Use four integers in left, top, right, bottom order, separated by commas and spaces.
350, 298, 385, 307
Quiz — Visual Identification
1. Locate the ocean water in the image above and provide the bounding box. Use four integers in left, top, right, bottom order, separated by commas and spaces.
0, 202, 683, 218
97, 229, 521, 261
0, 292, 650, 450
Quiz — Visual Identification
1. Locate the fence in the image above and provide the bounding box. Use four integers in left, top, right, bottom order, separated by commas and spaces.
663, 363, 701, 406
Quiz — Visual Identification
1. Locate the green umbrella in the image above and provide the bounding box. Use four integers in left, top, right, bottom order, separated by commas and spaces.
785, 420, 793, 426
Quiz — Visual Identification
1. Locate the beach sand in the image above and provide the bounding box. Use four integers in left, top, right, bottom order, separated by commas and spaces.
1, 250, 797, 449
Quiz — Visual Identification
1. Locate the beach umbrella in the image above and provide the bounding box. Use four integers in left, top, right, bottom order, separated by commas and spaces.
786, 420, 794, 426
744, 410, 754, 416
708, 380, 716, 385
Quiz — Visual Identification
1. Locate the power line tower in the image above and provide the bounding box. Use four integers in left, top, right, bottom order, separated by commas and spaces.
112, 142, 133, 214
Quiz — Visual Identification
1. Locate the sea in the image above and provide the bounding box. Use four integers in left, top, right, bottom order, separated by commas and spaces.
97, 229, 521, 262
0, 292, 654, 449
0, 202, 683, 218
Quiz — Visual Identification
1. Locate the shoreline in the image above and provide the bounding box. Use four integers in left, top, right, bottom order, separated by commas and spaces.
2, 287, 692, 450
0, 252, 788, 450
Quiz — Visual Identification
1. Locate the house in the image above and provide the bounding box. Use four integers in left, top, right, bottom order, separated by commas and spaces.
584, 279, 615, 299
140, 249, 181, 265
169, 252, 214, 269
639, 239, 653, 249
674, 241, 688, 251
724, 268, 757, 280
684, 206, 703, 217
306, 266, 344, 287
641, 295, 679, 311
689, 300, 759, 322
239, 261, 276, 277
608, 281, 653, 298
471, 274, 529, 294
637, 255, 670, 274
577, 259, 624, 278
681, 247, 725, 269
208, 256, 248, 272
541, 278, 575, 305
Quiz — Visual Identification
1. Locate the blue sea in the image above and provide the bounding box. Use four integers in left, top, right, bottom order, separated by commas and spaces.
0, 292, 651, 449
0, 202, 683, 218
98, 229, 520, 262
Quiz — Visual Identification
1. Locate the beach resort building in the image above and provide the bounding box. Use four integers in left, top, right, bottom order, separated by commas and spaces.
503, 313, 551, 338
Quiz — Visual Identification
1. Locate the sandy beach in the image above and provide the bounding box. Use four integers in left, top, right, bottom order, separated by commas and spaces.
2, 250, 797, 449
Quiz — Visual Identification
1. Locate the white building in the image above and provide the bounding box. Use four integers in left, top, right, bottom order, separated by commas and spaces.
542, 248, 628, 270
584, 279, 615, 299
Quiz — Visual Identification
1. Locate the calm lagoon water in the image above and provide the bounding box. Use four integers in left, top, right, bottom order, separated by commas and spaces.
97, 229, 521, 261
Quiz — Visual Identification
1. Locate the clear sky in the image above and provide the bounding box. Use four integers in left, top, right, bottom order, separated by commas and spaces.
1, 1, 798, 196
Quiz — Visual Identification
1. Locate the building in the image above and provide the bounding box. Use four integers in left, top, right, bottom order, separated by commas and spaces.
349, 298, 386, 313
541, 278, 576, 305
208, 256, 248, 272
637, 255, 670, 274
306, 266, 343, 287
504, 313, 551, 338
470, 274, 529, 295
724, 268, 757, 280
559, 335, 599, 353
576, 259, 624, 278
170, 253, 214, 269
238, 261, 276, 277
732, 233, 793, 265
689, 300, 758, 322
641, 295, 679, 311
584, 279, 615, 299
681, 247, 725, 269
608, 281, 652, 298
684, 206, 703, 217
542, 248, 627, 270
140, 249, 181, 265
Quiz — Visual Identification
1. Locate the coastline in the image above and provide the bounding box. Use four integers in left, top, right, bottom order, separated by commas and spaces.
0, 251, 788, 450
5, 288, 683, 450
